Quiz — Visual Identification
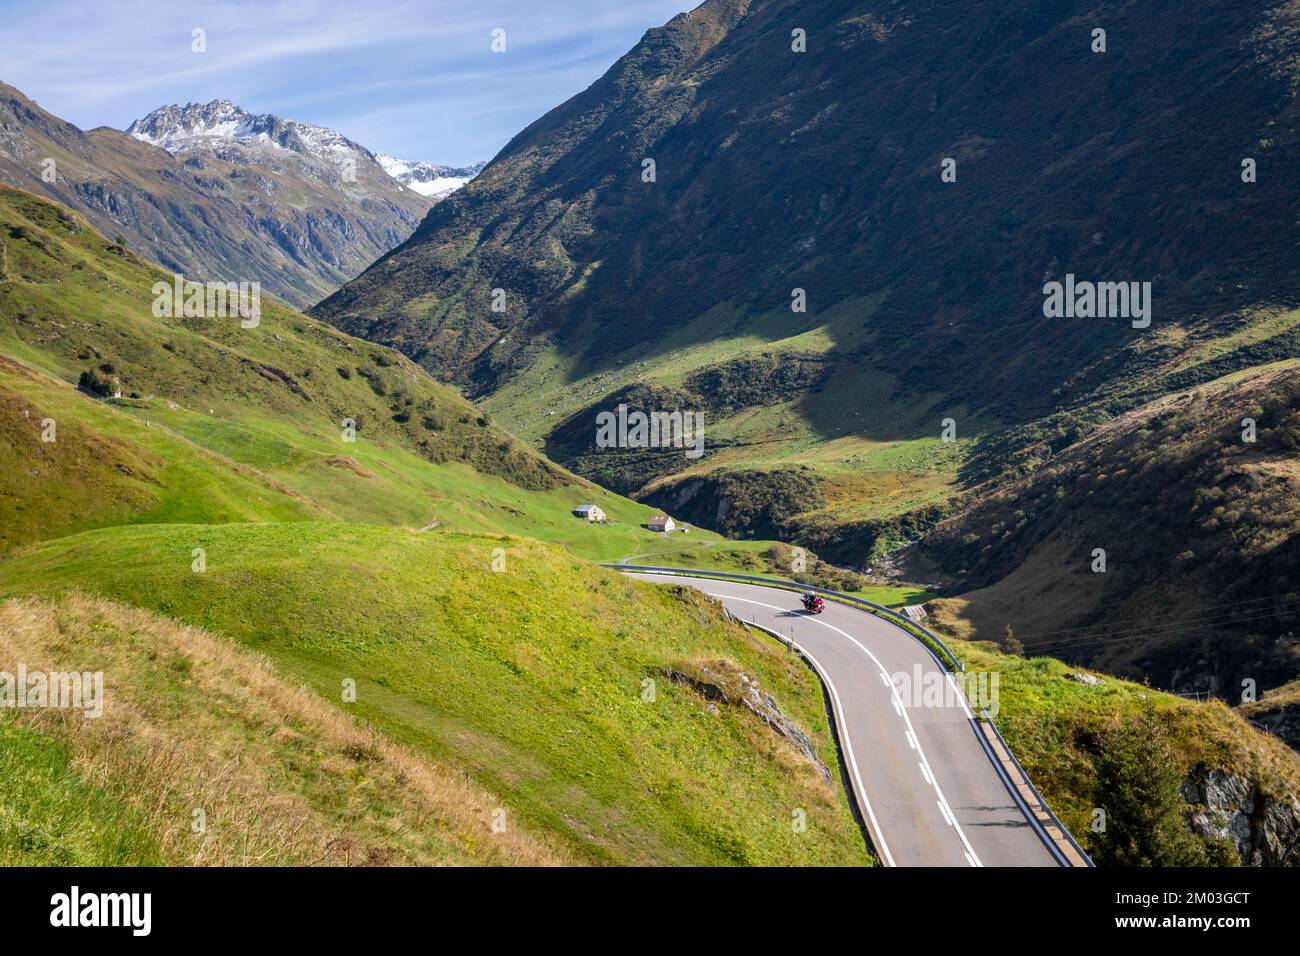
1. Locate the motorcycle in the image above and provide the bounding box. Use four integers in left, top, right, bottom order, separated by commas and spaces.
800, 593, 825, 614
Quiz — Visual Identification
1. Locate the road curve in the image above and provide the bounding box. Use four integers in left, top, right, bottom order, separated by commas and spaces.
627, 573, 1060, 867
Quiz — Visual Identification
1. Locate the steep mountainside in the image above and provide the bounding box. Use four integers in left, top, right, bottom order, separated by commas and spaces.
314, 0, 1300, 476
0, 86, 436, 308
310, 0, 1300, 712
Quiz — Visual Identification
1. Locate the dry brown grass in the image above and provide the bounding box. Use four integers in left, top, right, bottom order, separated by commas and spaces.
0, 592, 574, 866
925, 537, 1109, 648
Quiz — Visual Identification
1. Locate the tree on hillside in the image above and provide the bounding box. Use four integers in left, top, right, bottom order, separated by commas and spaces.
77, 369, 111, 397
998, 624, 1024, 657
1090, 700, 1217, 866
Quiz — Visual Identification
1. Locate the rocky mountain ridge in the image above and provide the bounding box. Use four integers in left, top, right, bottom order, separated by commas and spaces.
0, 85, 435, 307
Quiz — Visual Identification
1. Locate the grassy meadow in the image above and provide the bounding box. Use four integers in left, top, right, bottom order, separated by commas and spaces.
0, 523, 869, 866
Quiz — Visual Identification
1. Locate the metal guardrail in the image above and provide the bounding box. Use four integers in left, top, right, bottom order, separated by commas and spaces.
613, 562, 1095, 867
606, 563, 965, 673
979, 709, 1096, 867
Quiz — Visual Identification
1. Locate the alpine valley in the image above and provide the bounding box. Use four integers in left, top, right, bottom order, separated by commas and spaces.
313, 0, 1300, 704
3, 0, 1300, 870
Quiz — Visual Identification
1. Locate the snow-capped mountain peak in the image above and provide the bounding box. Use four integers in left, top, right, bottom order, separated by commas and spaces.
127, 100, 365, 162
376, 154, 486, 199
127, 101, 482, 200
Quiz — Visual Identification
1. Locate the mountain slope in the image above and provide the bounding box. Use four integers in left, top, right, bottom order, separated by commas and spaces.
0, 182, 762, 567
0, 183, 869, 865
0, 183, 568, 535
1, 591, 567, 865
312, 0, 1300, 551
912, 362, 1300, 697
0, 86, 434, 308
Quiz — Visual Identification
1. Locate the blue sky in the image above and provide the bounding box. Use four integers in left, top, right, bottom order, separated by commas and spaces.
0, 0, 690, 166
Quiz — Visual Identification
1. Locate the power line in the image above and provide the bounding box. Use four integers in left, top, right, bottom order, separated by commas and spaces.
1032, 601, 1300, 654
1035, 605, 1299, 653
1015, 591, 1300, 642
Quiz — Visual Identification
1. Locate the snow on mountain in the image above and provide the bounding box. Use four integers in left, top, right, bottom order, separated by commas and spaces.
127, 100, 364, 163
376, 154, 486, 199
128, 101, 482, 201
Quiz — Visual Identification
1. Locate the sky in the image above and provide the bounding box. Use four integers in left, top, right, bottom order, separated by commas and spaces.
0, 0, 691, 167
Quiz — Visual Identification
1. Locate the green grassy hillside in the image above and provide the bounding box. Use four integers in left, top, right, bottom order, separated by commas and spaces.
953, 638, 1300, 866
0, 182, 875, 865
0, 182, 563, 493
0, 355, 325, 552
0, 523, 869, 866
1, 592, 567, 866
0, 183, 777, 567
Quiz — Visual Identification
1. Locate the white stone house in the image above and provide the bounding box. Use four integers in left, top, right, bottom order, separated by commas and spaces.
574, 504, 606, 521
647, 514, 675, 533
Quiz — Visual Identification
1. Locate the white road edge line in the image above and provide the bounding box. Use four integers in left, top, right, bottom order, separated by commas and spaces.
947, 674, 974, 719
706, 591, 984, 868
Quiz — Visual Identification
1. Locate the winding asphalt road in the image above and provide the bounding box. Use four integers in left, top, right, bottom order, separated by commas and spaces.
626, 573, 1061, 867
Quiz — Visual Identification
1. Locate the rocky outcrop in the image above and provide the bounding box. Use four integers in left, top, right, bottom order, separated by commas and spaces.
663, 662, 831, 783
1065, 673, 1105, 687
1181, 767, 1300, 866
641, 468, 825, 541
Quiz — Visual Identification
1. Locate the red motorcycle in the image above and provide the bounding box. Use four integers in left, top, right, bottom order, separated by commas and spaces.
801, 593, 825, 614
